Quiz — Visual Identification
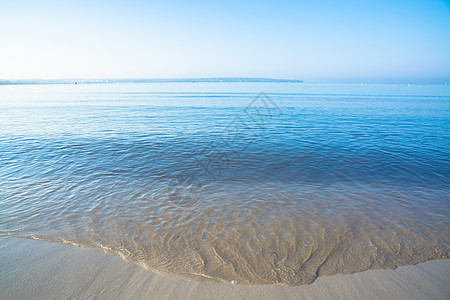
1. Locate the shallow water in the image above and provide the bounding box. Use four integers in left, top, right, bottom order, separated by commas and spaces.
0, 82, 449, 285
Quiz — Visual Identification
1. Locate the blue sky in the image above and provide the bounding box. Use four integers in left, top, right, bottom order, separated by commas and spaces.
0, 0, 449, 83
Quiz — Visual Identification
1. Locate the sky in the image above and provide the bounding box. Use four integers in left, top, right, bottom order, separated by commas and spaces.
0, 0, 449, 83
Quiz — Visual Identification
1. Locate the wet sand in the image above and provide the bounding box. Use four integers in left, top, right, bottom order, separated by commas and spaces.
1, 237, 449, 300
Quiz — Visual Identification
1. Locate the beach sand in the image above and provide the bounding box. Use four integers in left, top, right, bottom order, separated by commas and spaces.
0, 237, 449, 300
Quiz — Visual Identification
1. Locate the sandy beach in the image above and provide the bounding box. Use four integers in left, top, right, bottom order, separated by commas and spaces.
1, 0, 449, 298
0, 237, 448, 300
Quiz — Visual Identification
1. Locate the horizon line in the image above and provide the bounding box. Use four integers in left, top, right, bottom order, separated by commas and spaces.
0, 77, 449, 85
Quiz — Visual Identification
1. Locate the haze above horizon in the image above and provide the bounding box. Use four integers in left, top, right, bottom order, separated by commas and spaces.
1, 0, 449, 83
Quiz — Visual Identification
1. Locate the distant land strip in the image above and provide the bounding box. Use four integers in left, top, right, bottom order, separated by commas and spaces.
0, 78, 303, 85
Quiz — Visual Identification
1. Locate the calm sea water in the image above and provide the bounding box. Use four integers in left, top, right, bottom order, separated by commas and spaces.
0, 83, 449, 285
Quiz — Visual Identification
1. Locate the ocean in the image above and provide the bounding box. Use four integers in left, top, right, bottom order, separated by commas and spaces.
0, 82, 449, 285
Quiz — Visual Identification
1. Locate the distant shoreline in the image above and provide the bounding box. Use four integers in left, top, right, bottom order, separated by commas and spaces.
0, 78, 303, 86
